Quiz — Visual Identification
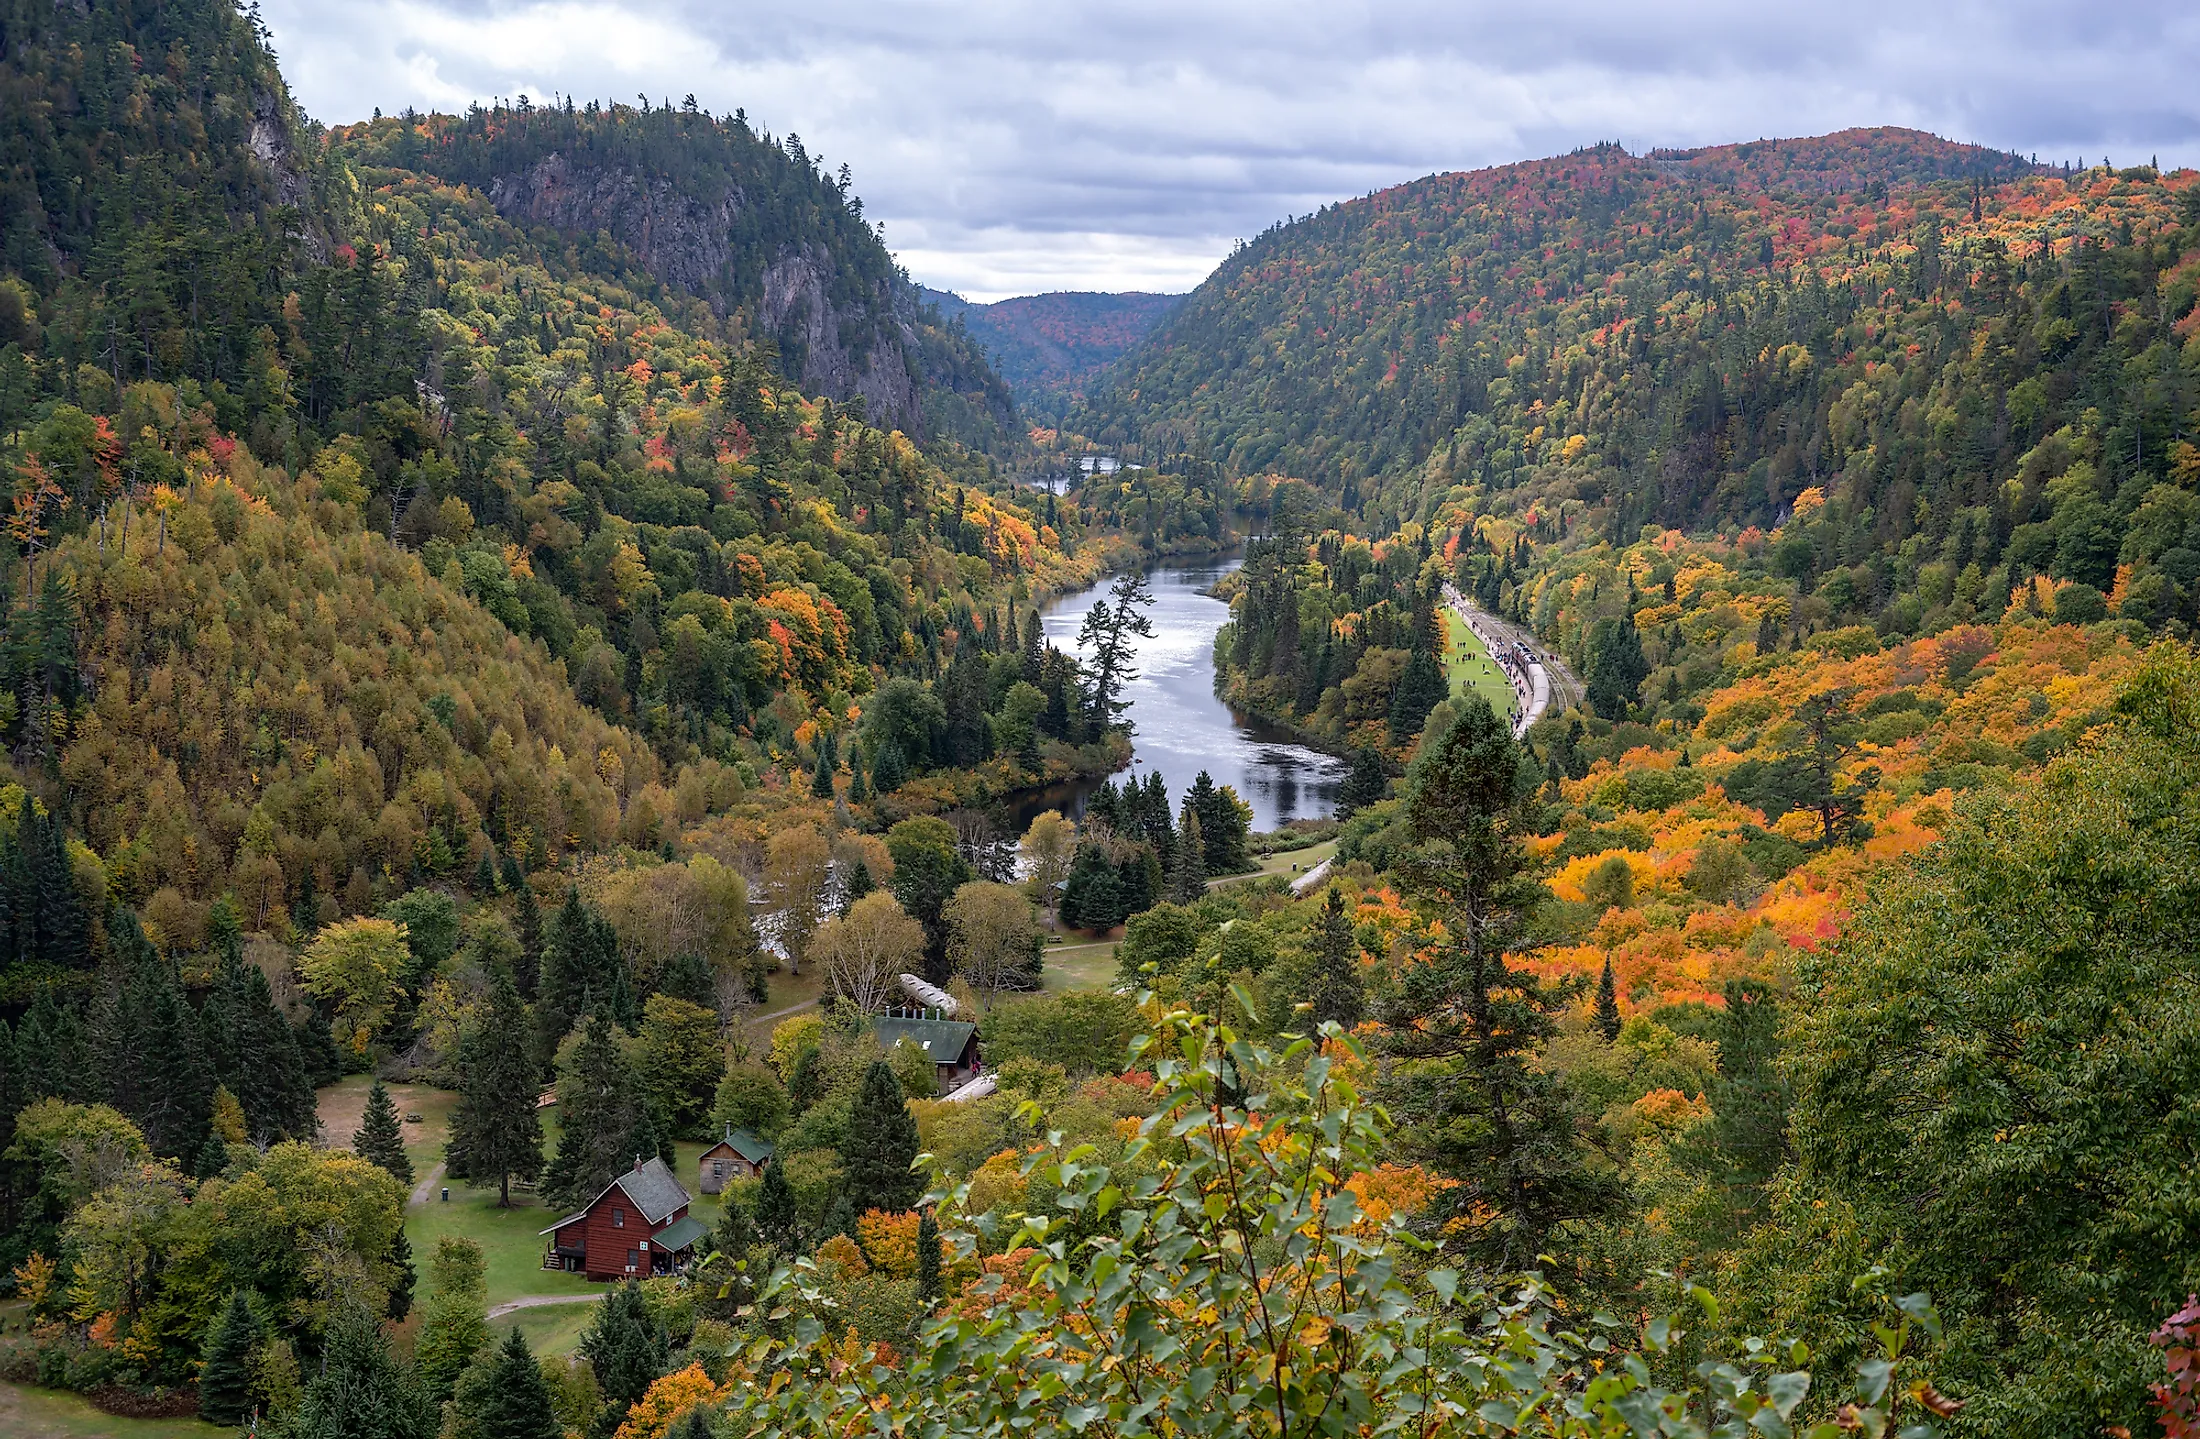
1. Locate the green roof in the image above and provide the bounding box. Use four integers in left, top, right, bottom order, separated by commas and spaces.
652, 1214, 709, 1253
873, 1014, 977, 1064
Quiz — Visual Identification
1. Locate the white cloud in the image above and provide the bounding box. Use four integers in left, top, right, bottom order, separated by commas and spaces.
261, 0, 2200, 302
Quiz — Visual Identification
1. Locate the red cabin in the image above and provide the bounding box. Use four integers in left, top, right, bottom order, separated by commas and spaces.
539, 1156, 708, 1281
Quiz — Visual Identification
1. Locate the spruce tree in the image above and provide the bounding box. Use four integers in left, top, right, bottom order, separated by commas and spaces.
1388, 646, 1449, 740
1170, 806, 1206, 903
193, 1131, 231, 1180
512, 883, 543, 1001
0, 1017, 20, 1167
785, 1045, 824, 1117
197, 1288, 261, 1426
843, 1060, 922, 1214
447, 966, 544, 1207
1379, 694, 1616, 1270
580, 1282, 669, 1430
1595, 958, 1622, 1042
287, 1302, 435, 1439
96, 909, 213, 1160
916, 1207, 942, 1303
501, 850, 527, 893
472, 850, 500, 896
542, 1010, 647, 1210
354, 1080, 413, 1184
754, 1158, 801, 1252
811, 747, 836, 798
656, 951, 715, 1010
415, 1236, 489, 1403
846, 747, 868, 803
841, 856, 873, 914
1304, 886, 1365, 1029
454, 1328, 559, 1439
1340, 746, 1389, 814
385, 1225, 417, 1321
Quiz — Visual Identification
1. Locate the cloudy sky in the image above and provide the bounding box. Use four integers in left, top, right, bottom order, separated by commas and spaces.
263, 1, 2199, 302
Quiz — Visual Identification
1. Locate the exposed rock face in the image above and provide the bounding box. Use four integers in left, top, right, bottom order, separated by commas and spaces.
486, 153, 928, 435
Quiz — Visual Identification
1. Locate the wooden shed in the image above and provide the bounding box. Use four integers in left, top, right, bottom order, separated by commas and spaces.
697, 1127, 773, 1194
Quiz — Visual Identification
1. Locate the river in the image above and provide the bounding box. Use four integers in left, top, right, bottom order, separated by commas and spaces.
1022, 557, 1346, 833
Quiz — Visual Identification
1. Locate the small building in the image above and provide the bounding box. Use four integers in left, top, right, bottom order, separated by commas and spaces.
697, 1127, 773, 1193
539, 1156, 708, 1281
872, 1009, 981, 1092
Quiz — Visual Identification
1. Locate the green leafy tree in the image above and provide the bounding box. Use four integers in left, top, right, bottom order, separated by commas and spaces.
1736, 647, 2200, 1434
843, 1059, 922, 1214
634, 994, 722, 1136
754, 1156, 801, 1252
445, 967, 544, 1207
353, 1080, 412, 1185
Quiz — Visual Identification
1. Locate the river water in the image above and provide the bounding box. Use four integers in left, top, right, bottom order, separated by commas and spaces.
1025, 558, 1346, 833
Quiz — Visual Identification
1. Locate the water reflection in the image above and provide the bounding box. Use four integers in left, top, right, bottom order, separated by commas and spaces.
1019, 558, 1346, 833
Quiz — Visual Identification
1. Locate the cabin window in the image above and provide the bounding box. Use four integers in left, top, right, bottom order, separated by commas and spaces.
626, 1250, 639, 1272
712, 1161, 727, 1180
612, 1208, 624, 1228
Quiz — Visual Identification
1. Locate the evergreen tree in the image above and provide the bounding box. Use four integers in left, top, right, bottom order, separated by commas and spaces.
1595, 958, 1622, 1042
656, 951, 716, 1010
286, 1302, 435, 1439
1170, 806, 1206, 903
754, 1157, 801, 1252
785, 1044, 825, 1117
1378, 695, 1616, 1270
453, 1328, 560, 1439
197, 1288, 261, 1427
96, 908, 213, 1160
415, 1236, 489, 1404
841, 856, 873, 914
511, 883, 543, 1001
1583, 614, 1650, 720
446, 966, 544, 1207
1058, 841, 1121, 932
580, 1282, 668, 1433
811, 746, 836, 798
385, 1226, 416, 1322
1340, 746, 1389, 814
206, 939, 317, 1143
916, 1207, 942, 1304
846, 746, 868, 803
1304, 887, 1364, 1029
1388, 647, 1449, 740
843, 1059, 922, 1214
1187, 771, 1251, 874
871, 740, 907, 794
542, 1011, 647, 1210
354, 1080, 413, 1185
535, 888, 616, 1073
472, 850, 500, 896
194, 1131, 232, 1180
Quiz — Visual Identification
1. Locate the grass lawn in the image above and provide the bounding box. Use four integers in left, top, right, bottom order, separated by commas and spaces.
1041, 940, 1119, 993
1444, 610, 1517, 722
496, 1300, 599, 1359
0, 1383, 223, 1439
1220, 839, 1338, 888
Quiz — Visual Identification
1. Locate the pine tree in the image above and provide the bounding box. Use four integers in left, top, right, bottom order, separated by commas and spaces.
916, 1207, 942, 1303
416, 1236, 489, 1403
447, 965, 544, 1207
96, 909, 213, 1160
193, 1131, 231, 1179
1304, 887, 1364, 1029
810, 746, 835, 798
542, 1010, 646, 1210
841, 856, 873, 915
206, 937, 317, 1143
754, 1157, 801, 1252
197, 1288, 261, 1426
843, 1059, 922, 1214
1379, 694, 1617, 1269
1388, 646, 1449, 740
846, 747, 868, 803
580, 1282, 668, 1430
354, 1080, 413, 1184
656, 951, 715, 1010
871, 740, 907, 793
472, 850, 499, 895
453, 1328, 559, 1439
1595, 958, 1622, 1043
501, 851, 527, 894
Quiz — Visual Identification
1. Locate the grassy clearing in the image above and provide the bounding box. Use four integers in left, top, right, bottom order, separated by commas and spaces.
496, 1300, 599, 1359
1041, 941, 1120, 993
1444, 610, 1517, 721
0, 1383, 223, 1439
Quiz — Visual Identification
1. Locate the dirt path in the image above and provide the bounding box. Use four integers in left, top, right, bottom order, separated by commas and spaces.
409, 1160, 446, 1209
485, 1293, 602, 1320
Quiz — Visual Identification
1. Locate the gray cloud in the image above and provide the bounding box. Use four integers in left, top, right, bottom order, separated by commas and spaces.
262, 0, 2200, 300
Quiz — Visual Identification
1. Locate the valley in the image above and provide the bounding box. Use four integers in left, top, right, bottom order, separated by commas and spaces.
0, 3, 2195, 1437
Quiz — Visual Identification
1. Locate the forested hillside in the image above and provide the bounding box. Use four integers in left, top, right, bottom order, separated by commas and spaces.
6, 5, 2200, 1436
335, 105, 1017, 451
920, 287, 1181, 414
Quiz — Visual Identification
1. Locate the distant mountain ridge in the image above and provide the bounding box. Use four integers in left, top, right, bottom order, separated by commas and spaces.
1071, 127, 2062, 509
922, 287, 1182, 414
